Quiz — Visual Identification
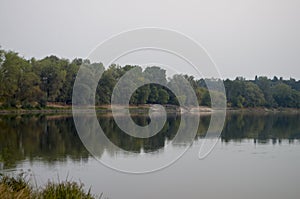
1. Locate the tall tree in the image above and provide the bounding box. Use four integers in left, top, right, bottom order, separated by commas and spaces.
243, 82, 265, 107
255, 76, 276, 107
33, 56, 67, 102
272, 83, 294, 107
0, 51, 43, 107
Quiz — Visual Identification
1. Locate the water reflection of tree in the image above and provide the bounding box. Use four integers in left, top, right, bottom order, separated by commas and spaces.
1, 113, 300, 169
98, 114, 180, 153
0, 115, 89, 169
221, 113, 300, 144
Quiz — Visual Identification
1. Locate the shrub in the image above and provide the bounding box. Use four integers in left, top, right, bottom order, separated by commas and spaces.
0, 172, 101, 199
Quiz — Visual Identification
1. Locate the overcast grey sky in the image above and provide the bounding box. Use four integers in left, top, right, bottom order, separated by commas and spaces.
0, 0, 299, 79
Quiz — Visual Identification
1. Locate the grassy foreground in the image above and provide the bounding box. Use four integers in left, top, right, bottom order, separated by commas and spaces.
0, 173, 102, 199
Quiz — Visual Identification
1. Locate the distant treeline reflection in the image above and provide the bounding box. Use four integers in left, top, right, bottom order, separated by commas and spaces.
0, 113, 300, 169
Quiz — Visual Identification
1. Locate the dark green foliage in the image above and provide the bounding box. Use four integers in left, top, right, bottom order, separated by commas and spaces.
0, 51, 43, 108
157, 88, 170, 104
272, 83, 297, 107
255, 76, 276, 107
223, 76, 300, 108
0, 48, 300, 109
148, 85, 159, 103
201, 90, 211, 106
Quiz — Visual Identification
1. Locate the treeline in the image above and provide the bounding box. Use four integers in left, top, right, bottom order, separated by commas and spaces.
224, 77, 300, 108
0, 49, 300, 108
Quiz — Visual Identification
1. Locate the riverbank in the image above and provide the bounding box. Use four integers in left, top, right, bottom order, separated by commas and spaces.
0, 104, 299, 114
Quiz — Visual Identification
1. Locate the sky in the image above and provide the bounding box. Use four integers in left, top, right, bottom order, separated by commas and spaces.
0, 0, 300, 79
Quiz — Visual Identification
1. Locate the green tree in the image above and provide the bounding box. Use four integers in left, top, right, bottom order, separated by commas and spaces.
272, 83, 294, 107
144, 66, 167, 85
33, 56, 67, 102
0, 51, 43, 107
243, 82, 265, 107
157, 88, 169, 104
201, 89, 211, 107
135, 85, 151, 105
255, 76, 276, 107
0, 51, 21, 106
148, 84, 159, 104
224, 79, 245, 107
56, 59, 81, 104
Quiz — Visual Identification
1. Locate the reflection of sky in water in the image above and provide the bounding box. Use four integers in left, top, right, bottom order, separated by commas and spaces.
11, 139, 300, 199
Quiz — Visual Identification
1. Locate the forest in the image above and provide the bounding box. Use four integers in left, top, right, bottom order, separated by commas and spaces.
0, 48, 300, 109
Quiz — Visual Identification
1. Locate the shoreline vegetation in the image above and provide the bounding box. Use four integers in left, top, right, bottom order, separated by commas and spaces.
1, 48, 300, 112
0, 103, 299, 114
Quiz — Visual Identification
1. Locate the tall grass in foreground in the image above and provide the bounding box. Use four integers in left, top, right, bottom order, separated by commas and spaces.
0, 172, 32, 198
0, 172, 103, 199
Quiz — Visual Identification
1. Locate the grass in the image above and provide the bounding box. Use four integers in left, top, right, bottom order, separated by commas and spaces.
39, 180, 96, 199
0, 172, 33, 199
0, 172, 103, 199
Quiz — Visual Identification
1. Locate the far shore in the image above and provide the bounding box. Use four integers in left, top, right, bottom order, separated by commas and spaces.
0, 103, 299, 115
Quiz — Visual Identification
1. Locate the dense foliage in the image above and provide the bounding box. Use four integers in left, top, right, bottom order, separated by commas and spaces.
0, 49, 300, 108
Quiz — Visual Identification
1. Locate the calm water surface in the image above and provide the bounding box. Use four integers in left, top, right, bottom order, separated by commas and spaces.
1, 112, 300, 199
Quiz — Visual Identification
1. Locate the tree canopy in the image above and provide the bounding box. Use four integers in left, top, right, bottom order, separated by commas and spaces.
0, 48, 300, 109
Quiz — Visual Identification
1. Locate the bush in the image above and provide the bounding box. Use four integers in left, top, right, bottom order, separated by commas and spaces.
39, 181, 95, 199
0, 173, 101, 199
